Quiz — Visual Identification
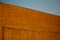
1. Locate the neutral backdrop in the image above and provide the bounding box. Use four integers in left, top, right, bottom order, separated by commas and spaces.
1, 0, 60, 16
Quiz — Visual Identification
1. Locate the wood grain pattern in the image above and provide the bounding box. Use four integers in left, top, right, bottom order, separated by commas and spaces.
0, 2, 60, 40
2, 2, 60, 32
0, 2, 2, 40
3, 27, 60, 40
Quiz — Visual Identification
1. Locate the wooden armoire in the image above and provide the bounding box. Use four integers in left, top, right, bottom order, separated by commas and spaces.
0, 2, 60, 40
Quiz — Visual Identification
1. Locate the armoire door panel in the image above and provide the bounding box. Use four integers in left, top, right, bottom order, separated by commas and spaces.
2, 2, 60, 32
1, 2, 60, 40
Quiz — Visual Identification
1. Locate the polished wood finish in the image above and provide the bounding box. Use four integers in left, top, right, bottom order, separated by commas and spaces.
0, 2, 60, 40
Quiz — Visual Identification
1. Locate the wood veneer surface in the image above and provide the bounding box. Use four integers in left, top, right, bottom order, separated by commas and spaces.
0, 2, 2, 40
3, 27, 60, 40
1, 2, 60, 32
0, 2, 60, 40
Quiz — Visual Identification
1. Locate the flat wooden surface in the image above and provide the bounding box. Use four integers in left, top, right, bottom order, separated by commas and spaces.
2, 2, 60, 32
3, 27, 60, 40
0, 2, 60, 40
0, 3, 2, 40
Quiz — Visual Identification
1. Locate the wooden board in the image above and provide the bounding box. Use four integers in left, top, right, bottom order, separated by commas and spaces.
0, 2, 2, 40
0, 2, 60, 40
2, 2, 60, 32
3, 27, 60, 40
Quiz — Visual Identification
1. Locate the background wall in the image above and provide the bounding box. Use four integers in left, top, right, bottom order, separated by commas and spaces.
1, 0, 60, 16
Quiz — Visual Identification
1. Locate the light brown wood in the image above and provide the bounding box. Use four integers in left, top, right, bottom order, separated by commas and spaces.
3, 27, 60, 40
0, 2, 60, 40
2, 2, 60, 32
